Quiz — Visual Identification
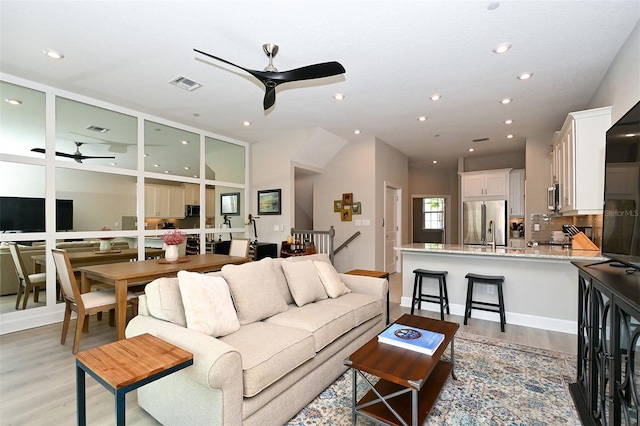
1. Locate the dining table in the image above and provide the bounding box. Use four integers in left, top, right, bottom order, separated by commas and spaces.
77, 253, 250, 340
32, 247, 165, 273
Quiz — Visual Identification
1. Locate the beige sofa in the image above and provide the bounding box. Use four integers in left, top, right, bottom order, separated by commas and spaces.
0, 240, 129, 296
125, 254, 388, 426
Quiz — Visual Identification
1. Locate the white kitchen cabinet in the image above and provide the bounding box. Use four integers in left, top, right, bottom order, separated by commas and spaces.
508, 238, 525, 248
184, 184, 200, 205
551, 106, 611, 215
205, 187, 216, 218
460, 169, 510, 200
509, 169, 525, 217
145, 184, 185, 218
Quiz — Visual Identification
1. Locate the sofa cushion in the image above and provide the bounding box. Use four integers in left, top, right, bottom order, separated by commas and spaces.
222, 257, 288, 325
219, 322, 315, 397
316, 293, 382, 326
177, 271, 240, 337
265, 303, 354, 351
313, 260, 351, 298
281, 259, 327, 307
271, 258, 294, 305
145, 277, 186, 327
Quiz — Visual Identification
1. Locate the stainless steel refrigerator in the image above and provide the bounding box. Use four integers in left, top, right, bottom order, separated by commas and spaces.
463, 200, 507, 246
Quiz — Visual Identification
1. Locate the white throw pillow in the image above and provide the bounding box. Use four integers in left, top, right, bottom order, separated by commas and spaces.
313, 260, 351, 298
222, 257, 289, 325
281, 259, 328, 306
177, 271, 240, 337
145, 277, 186, 327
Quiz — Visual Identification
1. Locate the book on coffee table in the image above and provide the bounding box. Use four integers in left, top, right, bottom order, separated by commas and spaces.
378, 323, 445, 356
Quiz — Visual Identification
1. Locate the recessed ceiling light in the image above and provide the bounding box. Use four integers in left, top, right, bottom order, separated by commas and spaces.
504, 119, 513, 125
432, 160, 438, 164
110, 162, 117, 166
500, 98, 512, 104
242, 121, 251, 126
184, 166, 190, 170
430, 94, 441, 101
487, 2, 500, 10
492, 43, 512, 54
418, 116, 427, 122
468, 148, 475, 152
354, 129, 361, 135
43, 49, 64, 59
144, 154, 148, 157
153, 164, 160, 168
506, 134, 514, 139
181, 140, 189, 145
333, 93, 345, 100
4, 98, 22, 105
193, 174, 198, 178
517, 72, 533, 80
164, 170, 169, 174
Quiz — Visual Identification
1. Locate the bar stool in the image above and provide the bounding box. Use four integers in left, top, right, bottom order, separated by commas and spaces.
463, 273, 506, 332
411, 269, 450, 320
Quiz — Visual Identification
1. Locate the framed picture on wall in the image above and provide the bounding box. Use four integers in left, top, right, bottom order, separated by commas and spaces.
341, 206, 352, 221
342, 193, 353, 206
258, 189, 281, 215
352, 202, 361, 215
333, 200, 342, 212
220, 192, 240, 215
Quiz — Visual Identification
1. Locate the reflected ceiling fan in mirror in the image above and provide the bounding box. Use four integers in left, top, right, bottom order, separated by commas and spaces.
194, 43, 346, 110
31, 142, 116, 163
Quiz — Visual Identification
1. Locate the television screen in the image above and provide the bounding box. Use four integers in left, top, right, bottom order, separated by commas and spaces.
0, 197, 73, 232
601, 101, 640, 269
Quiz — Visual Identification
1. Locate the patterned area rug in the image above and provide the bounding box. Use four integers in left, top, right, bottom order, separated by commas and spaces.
286, 332, 579, 425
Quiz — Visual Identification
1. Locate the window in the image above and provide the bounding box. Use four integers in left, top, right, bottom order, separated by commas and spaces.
423, 197, 444, 230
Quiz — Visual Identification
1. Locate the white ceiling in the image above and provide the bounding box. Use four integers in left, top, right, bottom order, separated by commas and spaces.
1, 1, 639, 168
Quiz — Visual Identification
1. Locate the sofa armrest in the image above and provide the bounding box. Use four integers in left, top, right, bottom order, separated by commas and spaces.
339, 274, 388, 301
125, 315, 243, 392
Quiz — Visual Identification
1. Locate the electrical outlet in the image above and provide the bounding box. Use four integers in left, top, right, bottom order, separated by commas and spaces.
273, 225, 279, 231
534, 223, 540, 231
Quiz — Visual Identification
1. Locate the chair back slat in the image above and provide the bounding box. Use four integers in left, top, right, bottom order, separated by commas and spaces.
8, 242, 28, 283
51, 249, 82, 306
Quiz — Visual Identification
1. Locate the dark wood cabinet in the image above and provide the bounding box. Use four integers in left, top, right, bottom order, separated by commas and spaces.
250, 242, 277, 261
571, 262, 640, 426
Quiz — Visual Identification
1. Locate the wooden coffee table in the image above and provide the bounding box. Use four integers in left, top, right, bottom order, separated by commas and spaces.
344, 314, 459, 426
75, 333, 193, 426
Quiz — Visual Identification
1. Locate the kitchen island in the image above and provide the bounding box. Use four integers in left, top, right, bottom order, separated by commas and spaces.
397, 243, 606, 334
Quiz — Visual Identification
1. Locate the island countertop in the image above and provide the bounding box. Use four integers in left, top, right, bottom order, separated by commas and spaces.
397, 243, 606, 262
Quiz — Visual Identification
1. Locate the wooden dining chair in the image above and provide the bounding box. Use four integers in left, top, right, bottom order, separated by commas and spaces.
51, 249, 138, 353
8, 242, 47, 309
229, 238, 251, 258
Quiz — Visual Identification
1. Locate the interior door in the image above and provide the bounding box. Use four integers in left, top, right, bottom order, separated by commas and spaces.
385, 186, 399, 273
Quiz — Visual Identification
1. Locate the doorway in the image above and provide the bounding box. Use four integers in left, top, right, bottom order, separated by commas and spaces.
412, 196, 448, 243
384, 183, 401, 273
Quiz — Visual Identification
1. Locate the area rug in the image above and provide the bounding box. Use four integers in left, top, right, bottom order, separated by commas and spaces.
286, 332, 579, 425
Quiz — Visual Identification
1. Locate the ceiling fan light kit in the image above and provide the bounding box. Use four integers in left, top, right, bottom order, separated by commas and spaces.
194, 43, 345, 110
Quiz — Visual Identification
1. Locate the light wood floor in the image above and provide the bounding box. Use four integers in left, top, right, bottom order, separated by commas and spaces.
0, 272, 577, 425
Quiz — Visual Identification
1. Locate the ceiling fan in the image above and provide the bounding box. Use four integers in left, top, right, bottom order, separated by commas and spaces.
31, 142, 116, 163
194, 44, 345, 110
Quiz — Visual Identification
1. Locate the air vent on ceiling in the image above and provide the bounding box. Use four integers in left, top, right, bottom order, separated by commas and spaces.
169, 76, 202, 91
85, 125, 109, 133
472, 137, 490, 143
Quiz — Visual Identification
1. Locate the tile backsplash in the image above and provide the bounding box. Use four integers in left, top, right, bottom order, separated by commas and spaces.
530, 213, 602, 247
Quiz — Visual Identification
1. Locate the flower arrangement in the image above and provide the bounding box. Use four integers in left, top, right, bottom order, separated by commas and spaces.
99, 226, 114, 241
163, 229, 186, 246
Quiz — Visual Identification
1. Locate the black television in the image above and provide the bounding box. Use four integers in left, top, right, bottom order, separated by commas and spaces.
0, 197, 73, 232
600, 101, 640, 270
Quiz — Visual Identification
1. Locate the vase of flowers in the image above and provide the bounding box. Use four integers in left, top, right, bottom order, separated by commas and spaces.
99, 226, 114, 252
162, 229, 186, 261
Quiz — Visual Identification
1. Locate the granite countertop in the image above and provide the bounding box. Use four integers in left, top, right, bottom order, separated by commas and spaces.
397, 243, 607, 262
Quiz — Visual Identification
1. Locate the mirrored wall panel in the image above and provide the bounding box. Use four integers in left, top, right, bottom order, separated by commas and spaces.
56, 169, 137, 232
54, 97, 138, 169
145, 121, 199, 178
205, 136, 245, 183
0, 81, 45, 158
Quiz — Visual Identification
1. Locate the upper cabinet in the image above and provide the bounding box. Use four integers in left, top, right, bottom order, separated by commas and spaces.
509, 169, 525, 217
460, 169, 511, 200
145, 184, 185, 219
184, 184, 200, 205
551, 106, 612, 216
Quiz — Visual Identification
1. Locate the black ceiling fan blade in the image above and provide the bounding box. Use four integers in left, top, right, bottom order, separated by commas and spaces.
270, 62, 346, 83
30, 147, 115, 160
263, 86, 277, 110
194, 49, 267, 81
78, 155, 116, 160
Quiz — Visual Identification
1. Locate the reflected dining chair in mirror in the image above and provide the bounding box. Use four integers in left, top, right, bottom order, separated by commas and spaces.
8, 242, 47, 310
229, 238, 251, 258
51, 249, 138, 353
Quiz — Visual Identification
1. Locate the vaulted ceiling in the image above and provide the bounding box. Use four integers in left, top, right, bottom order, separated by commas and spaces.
1, 1, 638, 168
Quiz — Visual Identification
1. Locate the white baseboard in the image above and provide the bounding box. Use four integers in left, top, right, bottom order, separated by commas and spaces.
400, 297, 577, 335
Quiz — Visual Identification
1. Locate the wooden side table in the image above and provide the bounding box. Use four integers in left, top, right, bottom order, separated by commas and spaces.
75, 333, 193, 426
345, 269, 390, 324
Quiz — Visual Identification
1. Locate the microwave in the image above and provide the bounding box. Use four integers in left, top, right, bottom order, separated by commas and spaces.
548, 184, 559, 211
185, 205, 200, 217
